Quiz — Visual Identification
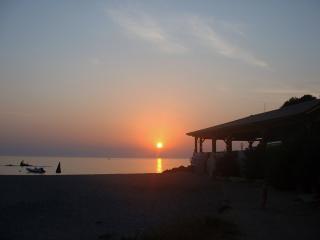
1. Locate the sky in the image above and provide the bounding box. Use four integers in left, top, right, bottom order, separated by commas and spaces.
0, 0, 320, 157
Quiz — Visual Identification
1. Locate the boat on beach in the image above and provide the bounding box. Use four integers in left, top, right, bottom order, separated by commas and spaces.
20, 160, 32, 167
26, 167, 46, 174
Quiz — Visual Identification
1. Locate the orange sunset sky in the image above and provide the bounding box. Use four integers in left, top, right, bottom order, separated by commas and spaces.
1, 1, 320, 157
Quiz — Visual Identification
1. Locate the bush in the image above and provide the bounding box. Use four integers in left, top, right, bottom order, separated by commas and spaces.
243, 147, 265, 179
215, 152, 240, 177
264, 144, 297, 190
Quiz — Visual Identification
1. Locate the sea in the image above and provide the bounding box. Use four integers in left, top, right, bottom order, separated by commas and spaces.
0, 156, 190, 175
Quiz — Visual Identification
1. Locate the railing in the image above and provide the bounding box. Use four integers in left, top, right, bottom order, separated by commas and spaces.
191, 151, 246, 176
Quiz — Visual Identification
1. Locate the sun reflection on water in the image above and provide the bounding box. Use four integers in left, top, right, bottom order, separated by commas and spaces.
157, 158, 162, 173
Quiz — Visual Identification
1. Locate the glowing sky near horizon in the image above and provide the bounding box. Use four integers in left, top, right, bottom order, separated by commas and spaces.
0, 0, 320, 157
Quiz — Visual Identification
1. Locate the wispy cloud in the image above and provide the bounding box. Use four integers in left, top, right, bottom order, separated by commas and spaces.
106, 9, 187, 54
189, 17, 268, 68
218, 21, 247, 38
106, 8, 268, 68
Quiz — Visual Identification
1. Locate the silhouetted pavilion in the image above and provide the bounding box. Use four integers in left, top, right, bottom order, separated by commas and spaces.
187, 99, 320, 153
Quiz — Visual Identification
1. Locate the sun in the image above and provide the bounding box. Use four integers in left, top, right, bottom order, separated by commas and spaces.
156, 142, 163, 149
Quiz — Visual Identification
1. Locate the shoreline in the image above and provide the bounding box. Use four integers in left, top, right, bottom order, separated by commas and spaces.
0, 157, 190, 175
0, 172, 161, 176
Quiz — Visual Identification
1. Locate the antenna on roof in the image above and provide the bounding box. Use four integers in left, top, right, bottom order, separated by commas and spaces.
263, 103, 266, 112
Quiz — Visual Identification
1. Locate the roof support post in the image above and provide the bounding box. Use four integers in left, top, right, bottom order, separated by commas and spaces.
248, 140, 254, 150
260, 131, 268, 148
194, 137, 198, 153
200, 138, 205, 153
212, 139, 217, 153
225, 138, 232, 152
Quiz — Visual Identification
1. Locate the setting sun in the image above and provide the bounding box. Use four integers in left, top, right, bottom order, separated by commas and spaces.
156, 142, 163, 149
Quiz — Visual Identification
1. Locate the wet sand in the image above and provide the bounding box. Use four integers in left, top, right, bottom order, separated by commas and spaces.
0, 173, 319, 240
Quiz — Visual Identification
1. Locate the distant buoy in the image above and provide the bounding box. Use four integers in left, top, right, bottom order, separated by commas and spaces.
56, 162, 61, 174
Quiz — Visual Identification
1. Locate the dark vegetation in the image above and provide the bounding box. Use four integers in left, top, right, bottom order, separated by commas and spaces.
243, 144, 295, 189
162, 165, 193, 174
281, 94, 316, 108
243, 145, 265, 180
244, 137, 320, 192
215, 152, 241, 177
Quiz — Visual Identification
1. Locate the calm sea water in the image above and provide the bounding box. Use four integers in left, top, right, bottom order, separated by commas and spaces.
0, 156, 190, 175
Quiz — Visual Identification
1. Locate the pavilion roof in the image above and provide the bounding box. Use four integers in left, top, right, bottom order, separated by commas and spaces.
186, 99, 320, 140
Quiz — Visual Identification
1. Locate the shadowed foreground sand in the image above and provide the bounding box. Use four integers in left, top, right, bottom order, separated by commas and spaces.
0, 173, 319, 240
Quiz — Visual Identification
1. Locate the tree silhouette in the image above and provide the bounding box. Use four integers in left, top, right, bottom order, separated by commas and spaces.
280, 94, 317, 108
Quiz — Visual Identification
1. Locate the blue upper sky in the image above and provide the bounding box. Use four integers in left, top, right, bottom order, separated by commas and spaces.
0, 0, 320, 156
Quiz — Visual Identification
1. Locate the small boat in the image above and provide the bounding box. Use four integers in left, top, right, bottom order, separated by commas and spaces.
26, 167, 46, 174
20, 160, 32, 167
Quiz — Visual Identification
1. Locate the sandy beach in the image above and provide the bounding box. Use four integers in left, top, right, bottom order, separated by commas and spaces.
1, 173, 319, 240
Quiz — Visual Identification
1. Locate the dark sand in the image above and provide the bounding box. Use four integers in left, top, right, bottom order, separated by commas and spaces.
0, 173, 319, 240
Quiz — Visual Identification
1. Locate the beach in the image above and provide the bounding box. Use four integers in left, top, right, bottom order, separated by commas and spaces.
1, 173, 319, 240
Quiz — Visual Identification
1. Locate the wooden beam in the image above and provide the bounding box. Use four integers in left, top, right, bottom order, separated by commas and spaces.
225, 138, 232, 152
194, 137, 198, 153
200, 138, 205, 153
248, 140, 254, 150
212, 139, 217, 153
